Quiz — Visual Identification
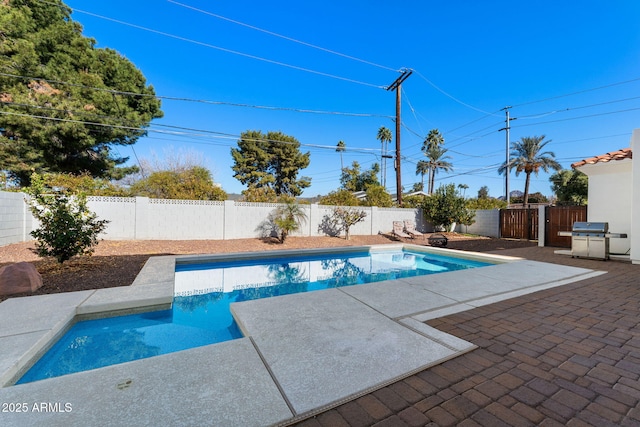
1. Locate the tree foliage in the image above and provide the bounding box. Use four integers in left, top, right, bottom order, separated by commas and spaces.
327, 207, 367, 240
0, 0, 163, 186
240, 184, 279, 203
376, 127, 392, 146
466, 197, 507, 210
231, 130, 311, 198
402, 193, 426, 208
340, 161, 380, 192
318, 189, 360, 206
25, 173, 109, 263
498, 135, 561, 205
273, 202, 307, 243
423, 128, 444, 150
362, 184, 393, 207
549, 169, 588, 205
415, 160, 429, 190
336, 140, 346, 170
128, 166, 226, 200
509, 192, 549, 204
424, 145, 453, 194
477, 185, 490, 199
422, 184, 475, 230
420, 129, 451, 194
38, 172, 126, 196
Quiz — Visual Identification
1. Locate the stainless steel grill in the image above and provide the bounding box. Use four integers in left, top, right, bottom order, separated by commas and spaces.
571, 222, 609, 259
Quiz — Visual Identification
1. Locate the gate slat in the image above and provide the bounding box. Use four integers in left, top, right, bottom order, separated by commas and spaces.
545, 206, 587, 247
500, 208, 539, 240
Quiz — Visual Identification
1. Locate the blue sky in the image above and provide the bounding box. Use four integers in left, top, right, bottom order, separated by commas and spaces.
63, 0, 640, 199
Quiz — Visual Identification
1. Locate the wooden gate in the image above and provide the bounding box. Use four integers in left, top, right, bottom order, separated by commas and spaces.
545, 205, 587, 247
500, 208, 539, 240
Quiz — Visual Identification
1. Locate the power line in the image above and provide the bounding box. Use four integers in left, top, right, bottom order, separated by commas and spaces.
0, 109, 387, 155
0, 72, 392, 118
167, 0, 400, 73
512, 76, 640, 108
413, 69, 501, 116
516, 95, 640, 120
446, 122, 504, 148
58, 4, 386, 89
513, 106, 640, 128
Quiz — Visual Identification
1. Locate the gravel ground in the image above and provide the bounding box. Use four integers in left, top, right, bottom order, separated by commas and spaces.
0, 234, 537, 301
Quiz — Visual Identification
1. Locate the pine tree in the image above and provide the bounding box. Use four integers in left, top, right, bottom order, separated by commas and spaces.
0, 0, 163, 186
231, 130, 311, 197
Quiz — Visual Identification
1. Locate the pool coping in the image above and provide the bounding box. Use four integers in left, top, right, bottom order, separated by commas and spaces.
0, 244, 604, 426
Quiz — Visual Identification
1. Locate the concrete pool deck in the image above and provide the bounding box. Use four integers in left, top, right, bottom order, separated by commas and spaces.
0, 245, 603, 426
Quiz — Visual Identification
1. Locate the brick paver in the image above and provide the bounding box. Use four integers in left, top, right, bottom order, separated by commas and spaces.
290, 247, 640, 426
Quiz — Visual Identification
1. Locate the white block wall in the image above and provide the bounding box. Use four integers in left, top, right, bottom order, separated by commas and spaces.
223, 201, 295, 240
1, 192, 504, 245
87, 196, 137, 239
0, 192, 32, 246
456, 209, 500, 238
142, 199, 225, 240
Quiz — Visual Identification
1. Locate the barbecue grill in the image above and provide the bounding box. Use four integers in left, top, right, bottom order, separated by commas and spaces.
558, 221, 628, 260
571, 222, 608, 259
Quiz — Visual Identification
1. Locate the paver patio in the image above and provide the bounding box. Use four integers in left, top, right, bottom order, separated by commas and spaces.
292, 246, 640, 427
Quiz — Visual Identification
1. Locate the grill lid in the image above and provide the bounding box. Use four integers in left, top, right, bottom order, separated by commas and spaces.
572, 221, 608, 233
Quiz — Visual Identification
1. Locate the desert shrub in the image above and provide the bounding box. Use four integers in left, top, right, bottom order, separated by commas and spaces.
25, 173, 109, 263
273, 202, 308, 243
321, 207, 367, 240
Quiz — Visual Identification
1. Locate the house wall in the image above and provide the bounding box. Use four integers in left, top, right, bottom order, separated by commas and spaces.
631, 129, 640, 264
579, 160, 632, 256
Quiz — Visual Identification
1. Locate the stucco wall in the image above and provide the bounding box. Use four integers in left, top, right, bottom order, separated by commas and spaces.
631, 129, 640, 263
578, 160, 632, 255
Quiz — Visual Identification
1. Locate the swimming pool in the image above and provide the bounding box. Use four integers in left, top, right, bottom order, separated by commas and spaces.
17, 247, 491, 384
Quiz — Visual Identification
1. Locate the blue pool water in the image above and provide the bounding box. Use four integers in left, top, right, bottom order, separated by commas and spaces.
17, 249, 491, 384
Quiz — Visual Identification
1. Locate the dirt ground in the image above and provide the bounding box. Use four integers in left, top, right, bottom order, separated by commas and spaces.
0, 233, 537, 301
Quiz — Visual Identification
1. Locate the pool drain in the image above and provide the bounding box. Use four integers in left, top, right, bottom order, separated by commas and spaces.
116, 379, 133, 390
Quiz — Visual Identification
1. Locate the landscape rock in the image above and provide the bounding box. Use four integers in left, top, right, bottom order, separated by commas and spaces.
0, 262, 43, 296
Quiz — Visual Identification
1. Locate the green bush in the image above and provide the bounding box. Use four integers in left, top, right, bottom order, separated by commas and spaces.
25, 174, 109, 263
402, 194, 426, 208
422, 184, 475, 230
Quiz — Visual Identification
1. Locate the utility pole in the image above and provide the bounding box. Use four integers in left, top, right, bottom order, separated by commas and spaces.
386, 68, 412, 205
499, 106, 516, 205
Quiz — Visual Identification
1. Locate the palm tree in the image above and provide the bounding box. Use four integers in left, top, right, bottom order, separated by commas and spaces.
458, 183, 469, 198
420, 129, 446, 194
336, 140, 346, 170
426, 145, 453, 194
376, 126, 392, 186
422, 128, 444, 152
273, 202, 308, 243
498, 135, 561, 205
415, 160, 429, 191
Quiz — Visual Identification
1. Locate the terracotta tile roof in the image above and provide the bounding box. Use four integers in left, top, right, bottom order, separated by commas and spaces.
572, 148, 632, 168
